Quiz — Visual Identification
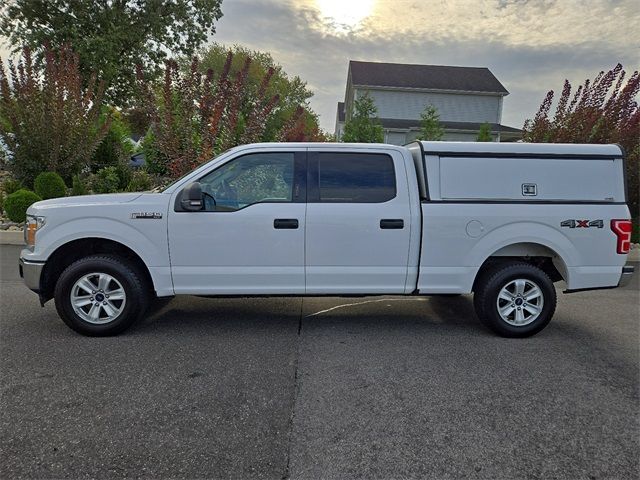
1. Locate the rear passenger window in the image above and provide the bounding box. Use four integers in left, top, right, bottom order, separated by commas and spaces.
317, 153, 396, 203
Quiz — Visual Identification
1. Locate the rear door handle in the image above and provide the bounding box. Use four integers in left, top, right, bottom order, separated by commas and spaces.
380, 219, 404, 229
274, 219, 299, 229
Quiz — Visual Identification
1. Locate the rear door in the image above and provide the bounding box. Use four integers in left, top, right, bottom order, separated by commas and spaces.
305, 149, 412, 294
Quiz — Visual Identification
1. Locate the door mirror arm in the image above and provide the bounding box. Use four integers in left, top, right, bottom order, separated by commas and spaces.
180, 182, 204, 211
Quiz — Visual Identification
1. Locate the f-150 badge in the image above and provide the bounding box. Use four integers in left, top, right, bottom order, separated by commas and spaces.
561, 219, 603, 228
131, 212, 163, 219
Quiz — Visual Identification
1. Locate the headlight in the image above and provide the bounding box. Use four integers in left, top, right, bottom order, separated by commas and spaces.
24, 215, 46, 247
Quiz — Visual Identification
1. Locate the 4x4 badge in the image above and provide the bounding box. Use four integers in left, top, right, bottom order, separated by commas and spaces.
561, 219, 603, 228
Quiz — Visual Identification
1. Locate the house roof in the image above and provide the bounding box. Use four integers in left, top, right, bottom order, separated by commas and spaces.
379, 118, 521, 134
337, 102, 345, 122
349, 61, 509, 95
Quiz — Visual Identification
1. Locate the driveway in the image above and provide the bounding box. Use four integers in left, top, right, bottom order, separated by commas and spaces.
1, 244, 638, 479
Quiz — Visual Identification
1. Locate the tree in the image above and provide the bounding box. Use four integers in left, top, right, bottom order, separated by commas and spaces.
137, 52, 322, 178
0, 0, 223, 105
417, 105, 444, 141
476, 122, 493, 141
523, 64, 639, 219
199, 44, 317, 141
0, 46, 110, 186
341, 92, 384, 143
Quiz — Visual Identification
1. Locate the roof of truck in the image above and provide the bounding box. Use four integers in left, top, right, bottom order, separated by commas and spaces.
414, 141, 624, 158
218, 142, 624, 158
349, 61, 509, 94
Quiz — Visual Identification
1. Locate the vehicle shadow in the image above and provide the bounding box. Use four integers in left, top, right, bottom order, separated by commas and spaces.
133, 293, 488, 337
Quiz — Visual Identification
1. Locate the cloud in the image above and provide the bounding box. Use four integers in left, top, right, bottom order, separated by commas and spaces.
212, 0, 637, 132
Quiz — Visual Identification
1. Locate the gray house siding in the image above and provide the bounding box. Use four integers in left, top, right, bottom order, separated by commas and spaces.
336, 61, 521, 143
385, 131, 408, 144
356, 88, 501, 124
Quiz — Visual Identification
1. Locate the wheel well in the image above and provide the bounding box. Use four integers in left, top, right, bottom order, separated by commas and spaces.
472, 243, 567, 292
40, 238, 154, 303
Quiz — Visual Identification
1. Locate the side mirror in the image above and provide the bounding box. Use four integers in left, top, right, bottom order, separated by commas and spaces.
180, 182, 203, 211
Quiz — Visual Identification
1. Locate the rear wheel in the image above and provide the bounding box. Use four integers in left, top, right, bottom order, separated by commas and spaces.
473, 262, 556, 337
54, 255, 149, 336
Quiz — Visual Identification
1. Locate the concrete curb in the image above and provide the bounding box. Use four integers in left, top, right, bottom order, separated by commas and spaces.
0, 231, 24, 246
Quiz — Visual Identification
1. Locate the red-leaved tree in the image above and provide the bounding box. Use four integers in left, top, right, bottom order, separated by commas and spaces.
523, 64, 640, 218
0, 45, 110, 185
138, 52, 327, 178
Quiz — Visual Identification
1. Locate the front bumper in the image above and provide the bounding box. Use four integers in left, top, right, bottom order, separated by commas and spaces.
618, 264, 634, 288
19, 257, 44, 292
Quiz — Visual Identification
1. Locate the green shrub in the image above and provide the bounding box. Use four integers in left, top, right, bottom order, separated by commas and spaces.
71, 175, 89, 196
127, 171, 153, 192
4, 189, 42, 222
92, 167, 121, 194
141, 130, 167, 175
34, 172, 67, 199
114, 161, 133, 191
1, 178, 23, 195
91, 110, 134, 171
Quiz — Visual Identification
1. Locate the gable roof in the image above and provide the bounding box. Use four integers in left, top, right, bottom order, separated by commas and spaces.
349, 61, 509, 95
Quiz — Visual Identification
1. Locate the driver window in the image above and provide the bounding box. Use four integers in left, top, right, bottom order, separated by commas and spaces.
199, 152, 295, 211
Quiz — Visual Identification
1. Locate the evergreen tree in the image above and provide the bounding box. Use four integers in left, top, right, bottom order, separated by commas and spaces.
342, 92, 384, 143
417, 105, 444, 141
476, 122, 493, 141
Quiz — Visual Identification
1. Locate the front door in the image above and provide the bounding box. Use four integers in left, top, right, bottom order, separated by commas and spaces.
168, 150, 307, 295
305, 150, 413, 294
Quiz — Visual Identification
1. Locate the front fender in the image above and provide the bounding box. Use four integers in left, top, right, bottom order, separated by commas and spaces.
29, 217, 169, 268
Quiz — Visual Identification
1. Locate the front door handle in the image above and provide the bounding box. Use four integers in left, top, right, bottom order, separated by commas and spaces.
274, 219, 299, 229
380, 219, 404, 229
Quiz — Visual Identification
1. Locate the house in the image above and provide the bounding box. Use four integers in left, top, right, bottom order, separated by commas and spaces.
335, 61, 521, 143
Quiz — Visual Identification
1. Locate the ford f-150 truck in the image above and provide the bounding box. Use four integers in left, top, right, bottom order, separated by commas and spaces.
19, 141, 634, 337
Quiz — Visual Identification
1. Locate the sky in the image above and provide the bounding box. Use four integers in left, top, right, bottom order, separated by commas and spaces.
210, 0, 639, 132
1, 0, 637, 133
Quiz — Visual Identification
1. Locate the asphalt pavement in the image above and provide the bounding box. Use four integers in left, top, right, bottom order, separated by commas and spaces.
1, 244, 638, 479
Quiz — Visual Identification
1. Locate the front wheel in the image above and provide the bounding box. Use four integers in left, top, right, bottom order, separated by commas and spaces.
54, 255, 149, 336
473, 262, 556, 337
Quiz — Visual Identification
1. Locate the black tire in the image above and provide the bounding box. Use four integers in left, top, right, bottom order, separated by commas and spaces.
54, 254, 149, 336
473, 262, 556, 338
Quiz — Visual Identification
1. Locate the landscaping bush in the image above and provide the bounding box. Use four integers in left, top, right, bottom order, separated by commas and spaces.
1, 178, 23, 195
114, 161, 133, 191
71, 175, 89, 196
34, 172, 67, 200
92, 111, 134, 172
4, 189, 41, 222
92, 167, 120, 194
141, 130, 166, 175
127, 171, 153, 192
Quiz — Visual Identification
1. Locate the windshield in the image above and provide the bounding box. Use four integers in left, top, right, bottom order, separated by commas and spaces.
155, 149, 230, 193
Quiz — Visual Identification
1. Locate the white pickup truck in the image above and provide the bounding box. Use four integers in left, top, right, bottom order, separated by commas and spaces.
19, 141, 634, 337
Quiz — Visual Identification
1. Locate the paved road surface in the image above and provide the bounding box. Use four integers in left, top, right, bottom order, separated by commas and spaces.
1, 244, 638, 479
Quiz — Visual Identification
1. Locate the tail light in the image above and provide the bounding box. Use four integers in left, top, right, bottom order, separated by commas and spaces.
610, 219, 632, 254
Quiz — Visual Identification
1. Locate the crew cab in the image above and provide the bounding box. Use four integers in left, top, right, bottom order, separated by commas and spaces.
19, 142, 634, 337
